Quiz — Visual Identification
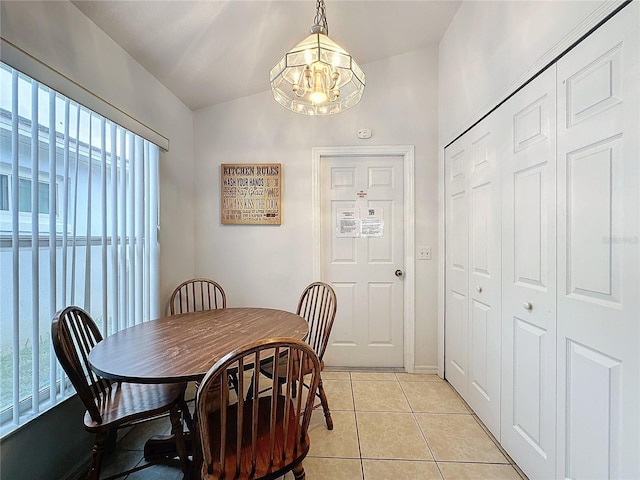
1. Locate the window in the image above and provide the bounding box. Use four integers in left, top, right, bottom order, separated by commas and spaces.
0, 174, 7, 211
18, 178, 50, 213
0, 62, 160, 437
0, 174, 56, 214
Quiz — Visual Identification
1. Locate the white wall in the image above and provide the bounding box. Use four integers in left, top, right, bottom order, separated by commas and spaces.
0, 0, 196, 307
438, 0, 624, 144
194, 47, 440, 371
0, 2, 195, 477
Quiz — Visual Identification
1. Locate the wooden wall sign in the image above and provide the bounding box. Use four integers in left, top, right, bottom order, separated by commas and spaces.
221, 163, 282, 225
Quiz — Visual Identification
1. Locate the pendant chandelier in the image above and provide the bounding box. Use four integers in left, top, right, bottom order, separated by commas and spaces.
270, 0, 365, 115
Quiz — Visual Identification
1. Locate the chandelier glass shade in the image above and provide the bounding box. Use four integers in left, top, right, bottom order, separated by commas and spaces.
270, 2, 365, 115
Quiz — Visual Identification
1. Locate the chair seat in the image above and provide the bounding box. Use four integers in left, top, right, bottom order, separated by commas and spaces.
83, 381, 187, 431
202, 395, 310, 480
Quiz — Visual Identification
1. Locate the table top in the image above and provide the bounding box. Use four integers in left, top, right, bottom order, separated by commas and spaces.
88, 307, 308, 384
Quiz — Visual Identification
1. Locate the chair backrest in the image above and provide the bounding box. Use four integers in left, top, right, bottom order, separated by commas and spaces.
196, 338, 320, 479
296, 282, 337, 361
169, 278, 226, 315
51, 306, 111, 423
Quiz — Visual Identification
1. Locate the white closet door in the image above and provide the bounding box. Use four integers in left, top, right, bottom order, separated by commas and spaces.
501, 65, 557, 479
445, 116, 502, 437
445, 136, 470, 397
556, 3, 639, 478
466, 116, 502, 437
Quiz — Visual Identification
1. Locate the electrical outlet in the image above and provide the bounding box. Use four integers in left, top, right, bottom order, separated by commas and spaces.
418, 246, 432, 260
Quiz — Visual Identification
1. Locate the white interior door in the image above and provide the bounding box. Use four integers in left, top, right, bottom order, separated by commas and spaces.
445, 114, 502, 438
321, 155, 405, 368
500, 65, 557, 480
556, 4, 639, 478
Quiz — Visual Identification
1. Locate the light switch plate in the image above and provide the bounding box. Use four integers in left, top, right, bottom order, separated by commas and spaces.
418, 246, 432, 260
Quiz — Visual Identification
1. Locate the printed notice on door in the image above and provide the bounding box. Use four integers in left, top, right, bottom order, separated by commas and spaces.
361, 208, 384, 237
221, 163, 281, 225
337, 208, 361, 237
335, 208, 384, 237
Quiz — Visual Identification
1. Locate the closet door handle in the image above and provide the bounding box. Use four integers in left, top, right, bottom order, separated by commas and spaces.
476, 286, 483, 293
523, 301, 533, 310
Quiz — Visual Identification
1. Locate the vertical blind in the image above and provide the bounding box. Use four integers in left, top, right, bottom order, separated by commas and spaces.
0, 62, 160, 437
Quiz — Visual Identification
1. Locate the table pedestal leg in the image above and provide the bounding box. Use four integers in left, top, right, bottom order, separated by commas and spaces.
143, 434, 193, 463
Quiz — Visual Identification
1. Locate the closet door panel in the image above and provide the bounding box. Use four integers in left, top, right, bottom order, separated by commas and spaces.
556, 3, 639, 478
445, 115, 502, 437
513, 166, 548, 288
501, 65, 557, 480
467, 117, 502, 438
445, 140, 469, 396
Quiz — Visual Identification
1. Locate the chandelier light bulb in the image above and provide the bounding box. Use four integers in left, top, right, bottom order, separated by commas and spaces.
310, 84, 329, 105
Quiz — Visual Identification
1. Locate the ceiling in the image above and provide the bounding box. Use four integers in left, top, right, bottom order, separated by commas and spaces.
71, 1, 461, 111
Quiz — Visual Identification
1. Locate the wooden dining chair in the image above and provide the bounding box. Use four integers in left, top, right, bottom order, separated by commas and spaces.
169, 277, 226, 315
196, 338, 320, 480
169, 277, 230, 424
52, 306, 189, 480
260, 282, 337, 430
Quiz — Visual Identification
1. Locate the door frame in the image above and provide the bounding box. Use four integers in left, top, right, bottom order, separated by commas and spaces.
311, 145, 416, 372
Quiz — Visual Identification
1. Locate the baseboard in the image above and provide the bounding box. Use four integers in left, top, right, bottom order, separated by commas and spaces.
324, 366, 404, 372
412, 365, 439, 375
323, 365, 440, 375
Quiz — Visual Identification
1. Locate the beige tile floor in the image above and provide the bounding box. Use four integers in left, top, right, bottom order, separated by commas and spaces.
99, 371, 528, 479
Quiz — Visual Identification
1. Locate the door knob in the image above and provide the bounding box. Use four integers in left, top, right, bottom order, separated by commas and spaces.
523, 301, 533, 310
395, 269, 404, 277
476, 286, 483, 293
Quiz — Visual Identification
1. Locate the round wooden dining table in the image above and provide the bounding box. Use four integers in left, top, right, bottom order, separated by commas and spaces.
89, 307, 309, 384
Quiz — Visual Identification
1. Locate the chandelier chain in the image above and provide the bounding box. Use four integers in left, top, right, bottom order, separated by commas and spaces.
313, 0, 329, 35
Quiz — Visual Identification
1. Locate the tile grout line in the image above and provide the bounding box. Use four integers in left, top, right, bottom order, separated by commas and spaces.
444, 379, 529, 480
349, 371, 367, 480
396, 372, 446, 480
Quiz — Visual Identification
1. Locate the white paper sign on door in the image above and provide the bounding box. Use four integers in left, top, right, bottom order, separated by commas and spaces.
336, 208, 361, 237
361, 208, 384, 237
